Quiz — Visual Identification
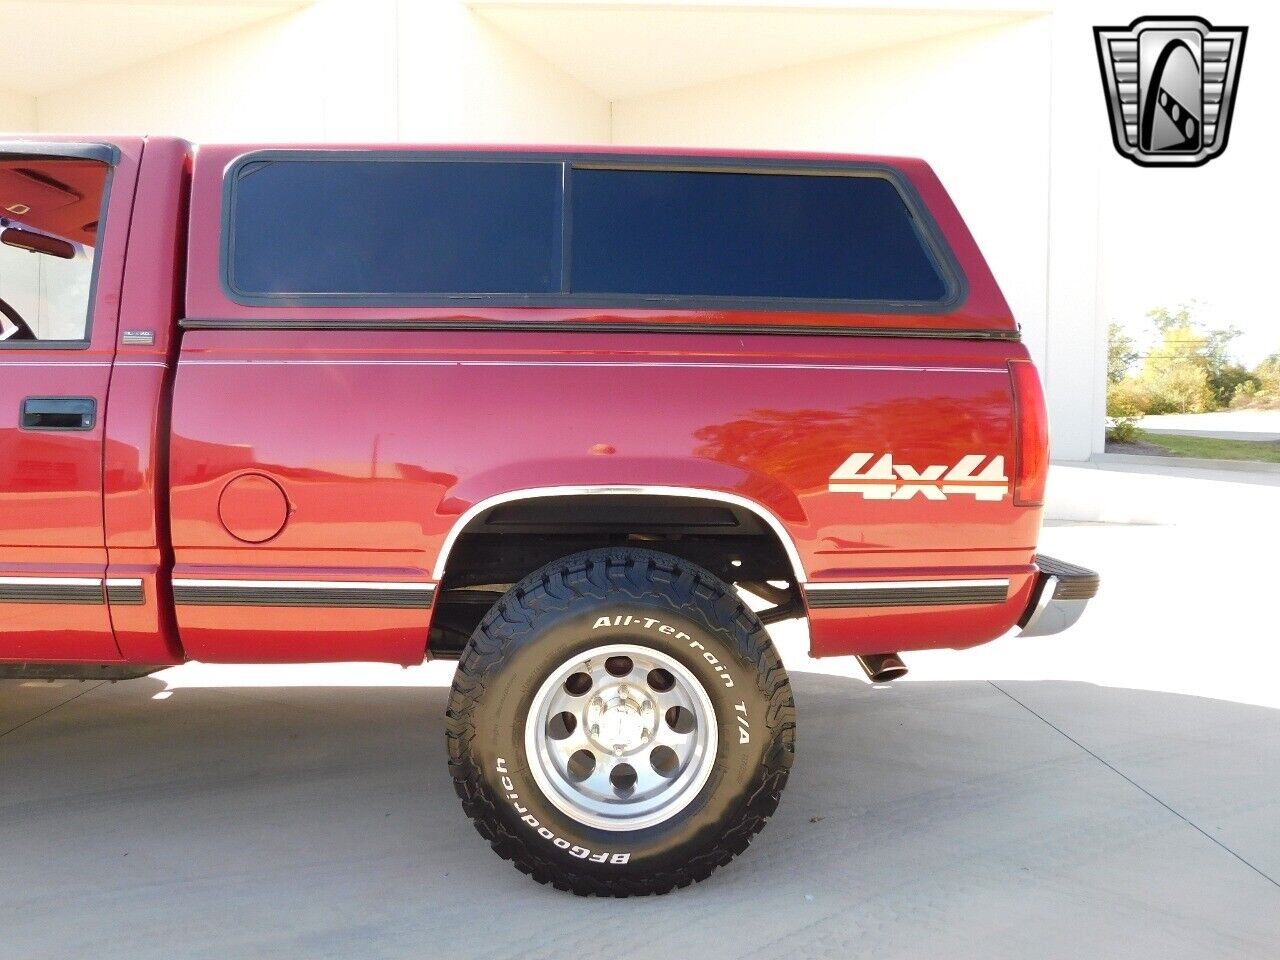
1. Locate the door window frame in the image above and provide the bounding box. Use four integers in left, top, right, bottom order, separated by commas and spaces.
0, 141, 118, 352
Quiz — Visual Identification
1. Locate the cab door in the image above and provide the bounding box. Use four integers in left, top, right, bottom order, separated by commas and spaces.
0, 139, 141, 662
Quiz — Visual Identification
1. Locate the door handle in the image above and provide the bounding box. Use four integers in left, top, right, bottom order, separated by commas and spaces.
21, 397, 96, 431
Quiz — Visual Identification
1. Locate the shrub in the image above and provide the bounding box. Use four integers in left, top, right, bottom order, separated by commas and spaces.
1210, 362, 1256, 408
1259, 353, 1280, 391
1106, 379, 1145, 441
1231, 354, 1280, 409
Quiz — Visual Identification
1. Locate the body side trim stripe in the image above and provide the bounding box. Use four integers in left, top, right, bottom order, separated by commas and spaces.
105, 578, 145, 605
806, 578, 1010, 591
172, 578, 436, 590
171, 579, 437, 609
0, 576, 104, 604
0, 577, 146, 605
180, 318, 1020, 341
804, 578, 1010, 609
0, 576, 102, 586
177, 360, 1004, 374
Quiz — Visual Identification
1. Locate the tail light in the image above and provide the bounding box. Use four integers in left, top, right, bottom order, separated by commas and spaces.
1009, 359, 1049, 506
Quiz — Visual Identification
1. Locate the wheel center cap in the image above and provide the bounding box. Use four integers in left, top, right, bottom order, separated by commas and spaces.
599, 703, 642, 747
586, 689, 653, 753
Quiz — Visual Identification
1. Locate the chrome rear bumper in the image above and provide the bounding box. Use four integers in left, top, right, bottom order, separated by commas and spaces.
1017, 555, 1100, 638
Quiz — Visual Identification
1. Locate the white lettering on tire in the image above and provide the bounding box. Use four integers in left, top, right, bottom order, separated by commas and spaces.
496, 757, 631, 865
591, 615, 736, 688
734, 700, 750, 744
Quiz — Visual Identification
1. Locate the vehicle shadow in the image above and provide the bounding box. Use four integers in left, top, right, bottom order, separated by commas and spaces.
1, 668, 1278, 960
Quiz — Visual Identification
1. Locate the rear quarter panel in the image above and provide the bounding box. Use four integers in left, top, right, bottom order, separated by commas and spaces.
169, 330, 1039, 661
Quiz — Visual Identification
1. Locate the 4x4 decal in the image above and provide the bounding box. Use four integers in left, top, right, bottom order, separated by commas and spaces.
829, 453, 1009, 501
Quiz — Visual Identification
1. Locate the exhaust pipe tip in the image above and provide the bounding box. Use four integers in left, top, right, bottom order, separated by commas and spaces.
856, 653, 907, 684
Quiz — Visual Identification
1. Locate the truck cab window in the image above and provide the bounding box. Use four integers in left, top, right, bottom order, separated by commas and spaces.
0, 158, 108, 343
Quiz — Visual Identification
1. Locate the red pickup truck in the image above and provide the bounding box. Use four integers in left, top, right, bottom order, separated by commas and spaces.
1, 136, 1097, 895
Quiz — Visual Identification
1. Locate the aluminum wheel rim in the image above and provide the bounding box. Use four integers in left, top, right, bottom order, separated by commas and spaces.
524, 642, 718, 832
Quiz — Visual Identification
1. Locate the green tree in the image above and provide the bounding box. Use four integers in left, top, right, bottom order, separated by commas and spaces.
1231, 351, 1280, 409
1257, 352, 1280, 393
1138, 304, 1248, 411
1136, 320, 1214, 413
1105, 324, 1143, 440
1107, 322, 1137, 384
1106, 303, 1259, 434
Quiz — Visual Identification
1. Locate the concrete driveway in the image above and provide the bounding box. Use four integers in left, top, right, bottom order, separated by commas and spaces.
2, 467, 1278, 959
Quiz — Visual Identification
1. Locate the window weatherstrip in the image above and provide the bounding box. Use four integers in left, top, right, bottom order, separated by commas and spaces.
178, 317, 1019, 341
219, 149, 967, 314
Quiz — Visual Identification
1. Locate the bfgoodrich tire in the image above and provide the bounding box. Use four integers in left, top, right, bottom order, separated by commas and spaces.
446, 547, 795, 896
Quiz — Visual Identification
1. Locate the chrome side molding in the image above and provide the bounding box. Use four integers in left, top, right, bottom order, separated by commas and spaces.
804, 578, 1009, 608
0, 576, 143, 605
171, 578, 436, 608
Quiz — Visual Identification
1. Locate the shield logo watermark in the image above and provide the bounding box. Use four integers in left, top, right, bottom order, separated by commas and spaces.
1094, 16, 1247, 167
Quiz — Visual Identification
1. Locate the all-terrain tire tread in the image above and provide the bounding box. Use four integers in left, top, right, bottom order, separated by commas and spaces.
445, 547, 794, 896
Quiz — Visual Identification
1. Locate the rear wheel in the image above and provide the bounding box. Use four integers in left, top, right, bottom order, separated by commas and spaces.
446, 547, 795, 896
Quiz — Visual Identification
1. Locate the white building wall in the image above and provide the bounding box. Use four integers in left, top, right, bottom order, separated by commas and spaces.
36, 0, 608, 144
397, 1, 609, 142
37, 1, 396, 140
1043, 8, 1107, 462
0, 86, 35, 130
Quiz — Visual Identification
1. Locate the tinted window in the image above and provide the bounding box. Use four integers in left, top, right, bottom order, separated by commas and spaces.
569, 168, 947, 302
229, 159, 563, 296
